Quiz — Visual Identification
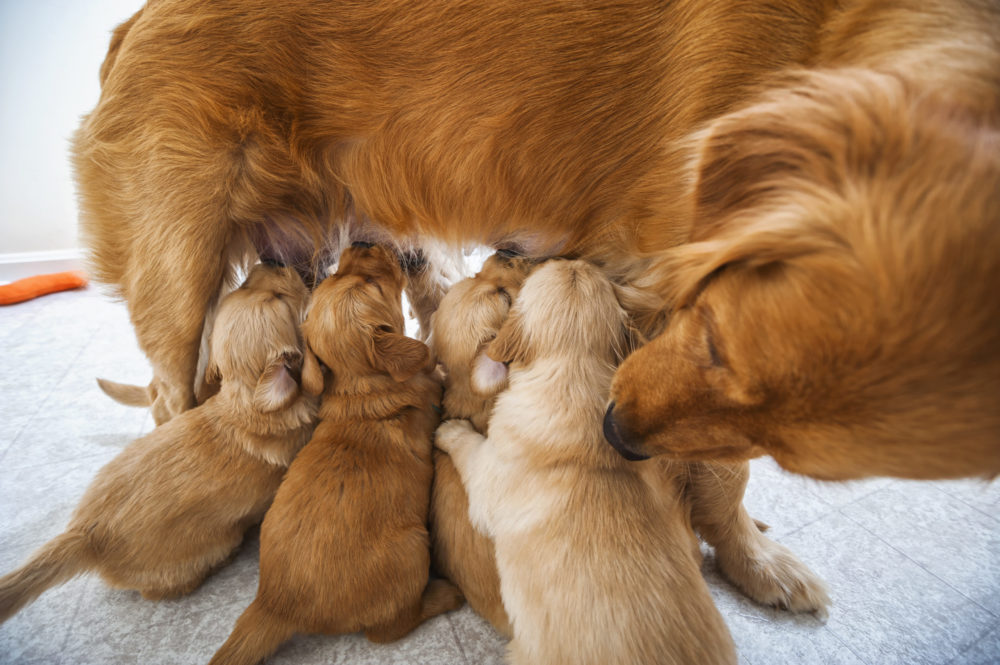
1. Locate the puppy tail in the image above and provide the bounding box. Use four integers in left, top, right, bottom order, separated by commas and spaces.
96, 377, 152, 407
209, 600, 296, 665
0, 530, 89, 624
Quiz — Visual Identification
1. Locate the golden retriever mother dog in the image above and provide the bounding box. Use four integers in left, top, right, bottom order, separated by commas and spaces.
76, 0, 1000, 479
437, 259, 737, 665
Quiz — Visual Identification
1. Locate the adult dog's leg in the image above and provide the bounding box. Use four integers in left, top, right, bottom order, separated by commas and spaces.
684, 460, 831, 615
120, 209, 232, 423
400, 241, 467, 341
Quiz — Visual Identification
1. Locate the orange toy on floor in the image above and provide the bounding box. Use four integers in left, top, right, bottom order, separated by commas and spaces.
0, 271, 88, 305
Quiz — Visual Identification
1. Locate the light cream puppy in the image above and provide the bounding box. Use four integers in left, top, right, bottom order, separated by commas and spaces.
428, 251, 535, 637
436, 259, 736, 665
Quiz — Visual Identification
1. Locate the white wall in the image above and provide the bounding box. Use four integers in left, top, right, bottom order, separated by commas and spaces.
0, 0, 144, 274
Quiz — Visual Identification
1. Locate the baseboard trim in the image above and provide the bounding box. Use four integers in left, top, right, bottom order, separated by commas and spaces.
0, 249, 85, 284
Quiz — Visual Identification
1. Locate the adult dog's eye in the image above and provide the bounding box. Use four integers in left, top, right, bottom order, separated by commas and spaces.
701, 308, 725, 368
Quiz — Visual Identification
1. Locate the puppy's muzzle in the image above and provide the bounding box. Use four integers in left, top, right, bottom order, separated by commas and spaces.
603, 402, 650, 462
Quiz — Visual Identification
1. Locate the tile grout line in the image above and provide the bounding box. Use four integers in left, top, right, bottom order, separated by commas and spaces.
836, 501, 999, 622
942, 623, 998, 665
444, 613, 472, 665
929, 482, 1000, 528
54, 577, 93, 655
0, 315, 120, 469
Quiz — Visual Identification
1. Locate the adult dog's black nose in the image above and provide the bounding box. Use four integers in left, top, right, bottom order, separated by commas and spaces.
603, 402, 650, 462
351, 240, 375, 249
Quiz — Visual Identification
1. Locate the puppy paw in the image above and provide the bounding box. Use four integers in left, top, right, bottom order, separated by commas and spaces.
435, 418, 477, 454
717, 538, 831, 619
422, 578, 466, 617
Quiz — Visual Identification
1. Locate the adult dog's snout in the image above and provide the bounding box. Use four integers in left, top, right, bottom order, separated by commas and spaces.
603, 403, 650, 462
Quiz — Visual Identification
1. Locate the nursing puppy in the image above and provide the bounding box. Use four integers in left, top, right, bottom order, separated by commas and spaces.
437, 259, 736, 665
428, 251, 535, 638
0, 263, 316, 623
434, 257, 828, 628
209, 244, 462, 665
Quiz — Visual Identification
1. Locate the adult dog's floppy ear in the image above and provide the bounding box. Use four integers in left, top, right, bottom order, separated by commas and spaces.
371, 328, 431, 382
660, 104, 849, 310
301, 342, 325, 396
254, 350, 302, 412
486, 312, 530, 365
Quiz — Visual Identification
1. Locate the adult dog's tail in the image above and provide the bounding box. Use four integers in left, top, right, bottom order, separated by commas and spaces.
96, 377, 152, 407
0, 530, 89, 624
208, 599, 296, 665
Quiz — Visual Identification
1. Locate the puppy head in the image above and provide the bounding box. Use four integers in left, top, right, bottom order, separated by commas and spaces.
430, 252, 535, 396
486, 259, 636, 376
606, 70, 1000, 480
301, 243, 430, 393
207, 262, 310, 412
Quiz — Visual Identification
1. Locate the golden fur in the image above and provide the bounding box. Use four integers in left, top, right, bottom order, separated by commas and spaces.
430, 255, 831, 644
76, 0, 1000, 476
428, 252, 535, 637
0, 264, 317, 623
437, 259, 737, 664
209, 245, 462, 665
605, 63, 1000, 480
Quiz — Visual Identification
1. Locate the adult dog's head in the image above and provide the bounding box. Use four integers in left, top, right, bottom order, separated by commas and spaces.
207, 262, 311, 412
606, 70, 1000, 480
301, 243, 431, 393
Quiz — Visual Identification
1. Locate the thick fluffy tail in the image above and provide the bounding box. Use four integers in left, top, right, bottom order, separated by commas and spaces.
96, 377, 152, 407
0, 531, 89, 624
208, 600, 296, 665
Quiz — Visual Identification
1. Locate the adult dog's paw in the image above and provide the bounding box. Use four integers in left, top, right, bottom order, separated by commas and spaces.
718, 537, 832, 619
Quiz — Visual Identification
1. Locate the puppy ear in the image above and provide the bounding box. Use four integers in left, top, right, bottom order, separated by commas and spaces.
471, 341, 509, 395
372, 329, 431, 382
486, 313, 530, 365
301, 343, 325, 396
254, 351, 302, 413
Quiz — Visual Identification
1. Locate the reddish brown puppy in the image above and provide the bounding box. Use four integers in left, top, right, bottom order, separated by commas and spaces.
209, 244, 461, 665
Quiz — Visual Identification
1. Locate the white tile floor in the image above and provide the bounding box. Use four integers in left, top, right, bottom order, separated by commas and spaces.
1, 284, 998, 665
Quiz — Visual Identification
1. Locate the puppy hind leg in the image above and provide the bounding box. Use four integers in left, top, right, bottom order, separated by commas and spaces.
685, 461, 831, 616
364, 579, 464, 644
